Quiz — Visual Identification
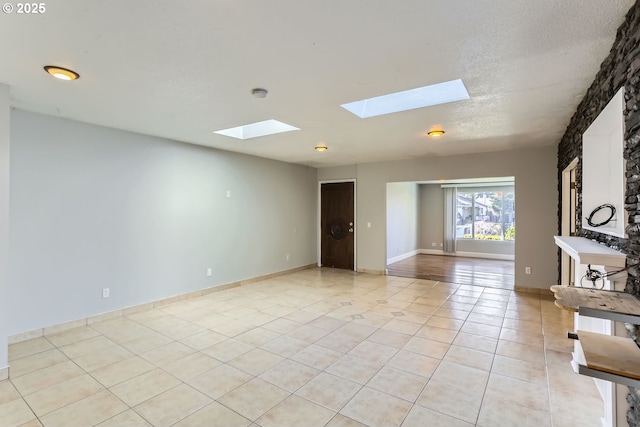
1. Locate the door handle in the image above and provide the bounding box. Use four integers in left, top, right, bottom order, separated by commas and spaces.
348, 228, 354, 233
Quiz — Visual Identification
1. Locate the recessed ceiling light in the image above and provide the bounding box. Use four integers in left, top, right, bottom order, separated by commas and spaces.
428, 130, 445, 137
341, 79, 469, 118
44, 66, 80, 81
214, 119, 299, 140
315, 144, 328, 152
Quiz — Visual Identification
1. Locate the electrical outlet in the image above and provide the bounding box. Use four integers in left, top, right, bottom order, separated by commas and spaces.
367, 222, 371, 228
286, 254, 290, 261
525, 267, 532, 275
226, 190, 232, 198
431, 242, 436, 247
207, 268, 212, 277
102, 288, 110, 298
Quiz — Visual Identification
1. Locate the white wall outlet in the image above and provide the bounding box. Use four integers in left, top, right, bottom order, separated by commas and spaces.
525, 267, 532, 275
367, 222, 371, 228
286, 254, 290, 261
226, 190, 232, 198
207, 268, 212, 277
440, 243, 443, 247
431, 242, 436, 247
102, 288, 110, 298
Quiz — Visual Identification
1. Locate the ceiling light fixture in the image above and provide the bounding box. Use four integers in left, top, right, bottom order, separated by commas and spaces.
428, 130, 445, 137
44, 66, 80, 81
251, 88, 268, 98
315, 144, 328, 152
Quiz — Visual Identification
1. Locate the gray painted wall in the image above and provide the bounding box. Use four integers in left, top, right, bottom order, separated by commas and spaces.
9, 110, 318, 335
319, 145, 558, 288
386, 182, 419, 261
0, 86, 9, 372
419, 184, 444, 249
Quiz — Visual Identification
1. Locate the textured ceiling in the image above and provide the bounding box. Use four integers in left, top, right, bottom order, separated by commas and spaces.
0, 0, 635, 167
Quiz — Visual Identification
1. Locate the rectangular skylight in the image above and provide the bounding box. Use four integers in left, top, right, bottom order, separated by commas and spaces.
214, 119, 299, 140
341, 79, 470, 118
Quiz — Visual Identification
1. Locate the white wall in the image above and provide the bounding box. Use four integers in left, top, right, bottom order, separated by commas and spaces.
9, 110, 317, 335
0, 85, 9, 376
319, 145, 558, 289
386, 182, 419, 262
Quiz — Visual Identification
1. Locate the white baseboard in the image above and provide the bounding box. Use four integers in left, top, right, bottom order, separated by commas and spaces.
416, 249, 514, 261
386, 250, 419, 265
0, 366, 8, 381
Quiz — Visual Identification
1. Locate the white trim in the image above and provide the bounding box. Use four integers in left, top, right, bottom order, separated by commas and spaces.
386, 249, 419, 265
317, 179, 357, 271
416, 248, 514, 261
0, 366, 8, 381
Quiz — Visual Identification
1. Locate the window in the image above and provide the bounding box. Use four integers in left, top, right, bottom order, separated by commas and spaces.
456, 189, 515, 241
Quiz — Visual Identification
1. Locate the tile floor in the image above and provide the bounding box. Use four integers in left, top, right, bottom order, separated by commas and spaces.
1, 268, 604, 427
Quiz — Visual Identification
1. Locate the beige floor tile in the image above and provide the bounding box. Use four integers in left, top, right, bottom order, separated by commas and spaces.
348, 341, 398, 365
188, 363, 252, 399
228, 348, 284, 376
402, 405, 473, 427
0, 380, 20, 405
366, 329, 412, 348
416, 378, 483, 423
484, 373, 549, 412
90, 356, 155, 388
443, 345, 494, 371
262, 318, 301, 334
499, 328, 545, 347
235, 327, 281, 347
110, 368, 181, 407
386, 350, 440, 378
9, 338, 54, 361
466, 312, 504, 327
218, 378, 290, 421
18, 419, 43, 427
134, 383, 211, 426
308, 315, 348, 331
403, 336, 450, 359
315, 331, 362, 353
544, 348, 573, 369
119, 330, 174, 354
179, 330, 228, 350
472, 305, 507, 317
295, 372, 362, 411
335, 323, 377, 341
287, 323, 332, 344
201, 339, 254, 362
477, 394, 551, 427
140, 341, 195, 366
503, 317, 543, 335
415, 325, 458, 343
24, 373, 103, 416
291, 344, 343, 370
95, 409, 152, 427
162, 352, 221, 381
11, 360, 84, 395
73, 344, 133, 372
492, 354, 547, 383
431, 361, 489, 395
39, 390, 127, 427
381, 318, 422, 335
259, 359, 319, 392
173, 401, 251, 427
7, 349, 69, 378
452, 332, 497, 353
0, 398, 37, 426
45, 326, 100, 347
325, 414, 368, 427
284, 310, 322, 324
259, 335, 309, 357
257, 394, 335, 427
340, 387, 411, 427
496, 339, 546, 364
425, 315, 465, 331
58, 335, 116, 359
460, 321, 501, 339
325, 354, 384, 385
366, 366, 428, 402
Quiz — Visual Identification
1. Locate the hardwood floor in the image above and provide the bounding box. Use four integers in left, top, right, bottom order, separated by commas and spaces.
387, 254, 514, 289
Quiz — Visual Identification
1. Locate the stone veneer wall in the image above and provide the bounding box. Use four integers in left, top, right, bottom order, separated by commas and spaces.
556, 2, 640, 425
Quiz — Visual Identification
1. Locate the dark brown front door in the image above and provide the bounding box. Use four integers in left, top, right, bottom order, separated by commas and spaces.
321, 182, 354, 270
